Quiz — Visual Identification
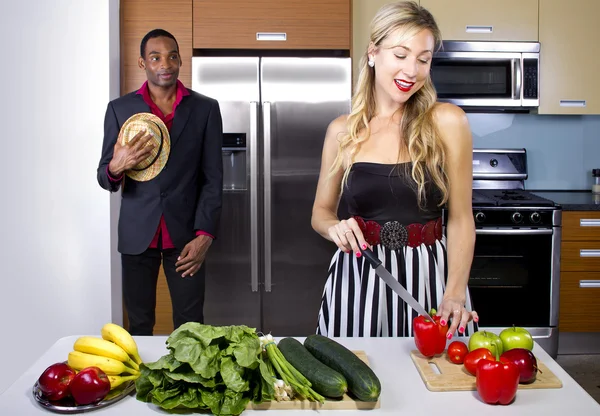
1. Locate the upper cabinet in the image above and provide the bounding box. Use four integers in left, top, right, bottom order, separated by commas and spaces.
192, 0, 350, 50
419, 0, 538, 41
121, 0, 193, 94
539, 0, 600, 115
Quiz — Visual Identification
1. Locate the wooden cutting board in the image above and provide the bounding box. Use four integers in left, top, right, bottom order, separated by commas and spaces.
410, 350, 563, 392
247, 351, 380, 410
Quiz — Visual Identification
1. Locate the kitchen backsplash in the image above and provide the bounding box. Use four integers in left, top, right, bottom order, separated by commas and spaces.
468, 113, 600, 191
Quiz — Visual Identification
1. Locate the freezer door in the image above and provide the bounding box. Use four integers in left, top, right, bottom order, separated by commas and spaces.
260, 58, 352, 335
191, 57, 261, 329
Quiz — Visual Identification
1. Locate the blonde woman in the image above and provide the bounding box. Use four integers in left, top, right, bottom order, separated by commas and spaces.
311, 1, 479, 339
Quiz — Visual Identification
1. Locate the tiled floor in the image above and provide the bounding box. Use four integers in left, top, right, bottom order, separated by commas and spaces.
556, 354, 600, 404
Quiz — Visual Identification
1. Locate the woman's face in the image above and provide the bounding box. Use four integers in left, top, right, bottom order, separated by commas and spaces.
369, 28, 435, 106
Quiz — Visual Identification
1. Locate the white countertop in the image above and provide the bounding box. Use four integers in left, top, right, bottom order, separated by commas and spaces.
1, 335, 598, 416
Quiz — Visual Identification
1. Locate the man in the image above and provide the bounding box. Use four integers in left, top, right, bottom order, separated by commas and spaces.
97, 29, 223, 335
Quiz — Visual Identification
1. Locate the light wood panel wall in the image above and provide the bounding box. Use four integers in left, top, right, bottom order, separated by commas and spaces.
121, 0, 193, 95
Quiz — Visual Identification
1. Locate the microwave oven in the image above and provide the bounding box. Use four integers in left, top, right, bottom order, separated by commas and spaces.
431, 41, 540, 112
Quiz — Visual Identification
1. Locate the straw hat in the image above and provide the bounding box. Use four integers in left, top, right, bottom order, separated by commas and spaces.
119, 113, 170, 182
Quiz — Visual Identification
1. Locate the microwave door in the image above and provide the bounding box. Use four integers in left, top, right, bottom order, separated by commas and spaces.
431, 52, 523, 108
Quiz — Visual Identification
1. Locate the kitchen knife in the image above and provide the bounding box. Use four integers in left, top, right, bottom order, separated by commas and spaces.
361, 248, 434, 322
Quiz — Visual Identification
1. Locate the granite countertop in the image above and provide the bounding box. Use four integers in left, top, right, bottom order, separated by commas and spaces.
531, 190, 600, 211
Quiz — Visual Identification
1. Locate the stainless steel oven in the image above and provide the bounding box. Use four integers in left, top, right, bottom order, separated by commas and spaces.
458, 149, 562, 358
431, 41, 539, 112
470, 210, 561, 358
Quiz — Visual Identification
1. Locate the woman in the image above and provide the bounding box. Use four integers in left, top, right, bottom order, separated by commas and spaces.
311, 1, 479, 339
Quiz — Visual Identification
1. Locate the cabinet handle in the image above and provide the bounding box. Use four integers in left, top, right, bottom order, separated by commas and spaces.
580, 280, 600, 288
560, 100, 586, 107
465, 25, 493, 33
580, 249, 600, 258
580, 219, 600, 227
256, 32, 287, 41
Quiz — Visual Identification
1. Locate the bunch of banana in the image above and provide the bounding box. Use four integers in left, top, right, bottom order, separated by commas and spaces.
68, 323, 144, 391
101, 323, 143, 365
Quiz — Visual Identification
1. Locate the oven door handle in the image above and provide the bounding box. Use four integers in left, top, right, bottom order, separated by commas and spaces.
476, 229, 553, 235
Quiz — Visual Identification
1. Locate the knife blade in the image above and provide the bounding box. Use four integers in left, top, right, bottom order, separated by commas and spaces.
361, 248, 434, 322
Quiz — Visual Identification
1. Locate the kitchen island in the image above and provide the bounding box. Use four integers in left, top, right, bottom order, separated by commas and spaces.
1, 335, 598, 415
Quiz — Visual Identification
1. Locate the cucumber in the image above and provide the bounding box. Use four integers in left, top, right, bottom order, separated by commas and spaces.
304, 334, 381, 402
278, 337, 348, 398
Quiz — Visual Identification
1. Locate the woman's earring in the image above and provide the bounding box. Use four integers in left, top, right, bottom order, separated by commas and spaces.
368, 60, 375, 68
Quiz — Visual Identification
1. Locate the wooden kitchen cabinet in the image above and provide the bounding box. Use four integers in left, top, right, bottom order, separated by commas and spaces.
539, 0, 600, 114
559, 211, 600, 332
192, 0, 350, 50
419, 0, 538, 41
120, 0, 193, 94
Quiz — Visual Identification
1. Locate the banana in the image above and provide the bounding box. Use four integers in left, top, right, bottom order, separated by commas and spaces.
73, 336, 139, 370
101, 323, 143, 365
67, 351, 139, 376
107, 374, 139, 390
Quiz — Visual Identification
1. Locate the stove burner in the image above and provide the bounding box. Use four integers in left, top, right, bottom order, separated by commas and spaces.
473, 189, 556, 207
496, 190, 531, 201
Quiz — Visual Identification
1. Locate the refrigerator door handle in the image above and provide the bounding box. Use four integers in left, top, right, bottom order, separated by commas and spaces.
263, 101, 272, 292
250, 101, 259, 292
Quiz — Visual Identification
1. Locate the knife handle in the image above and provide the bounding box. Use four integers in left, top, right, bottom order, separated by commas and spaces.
361, 248, 382, 268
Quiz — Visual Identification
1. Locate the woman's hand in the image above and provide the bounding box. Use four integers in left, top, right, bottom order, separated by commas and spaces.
327, 217, 370, 256
437, 295, 479, 339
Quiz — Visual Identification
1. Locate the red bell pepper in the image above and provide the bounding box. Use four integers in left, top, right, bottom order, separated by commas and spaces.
413, 309, 448, 358
475, 341, 520, 405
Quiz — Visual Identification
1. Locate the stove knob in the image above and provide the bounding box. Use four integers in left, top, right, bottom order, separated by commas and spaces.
530, 212, 541, 224
475, 212, 486, 223
512, 212, 523, 224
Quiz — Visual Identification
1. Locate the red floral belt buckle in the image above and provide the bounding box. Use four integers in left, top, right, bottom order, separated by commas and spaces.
353, 216, 443, 249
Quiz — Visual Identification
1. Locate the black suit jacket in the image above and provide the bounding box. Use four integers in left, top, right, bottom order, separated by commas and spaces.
97, 89, 223, 255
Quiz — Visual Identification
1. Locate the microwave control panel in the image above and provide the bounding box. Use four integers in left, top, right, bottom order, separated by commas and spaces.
523, 59, 538, 99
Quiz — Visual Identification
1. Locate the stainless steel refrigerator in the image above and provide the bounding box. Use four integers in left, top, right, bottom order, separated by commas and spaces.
191, 56, 352, 336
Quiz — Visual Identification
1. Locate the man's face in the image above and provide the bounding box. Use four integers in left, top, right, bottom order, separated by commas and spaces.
139, 36, 181, 88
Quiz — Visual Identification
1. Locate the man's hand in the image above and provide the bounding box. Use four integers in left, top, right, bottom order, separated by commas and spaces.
175, 235, 213, 277
108, 130, 155, 177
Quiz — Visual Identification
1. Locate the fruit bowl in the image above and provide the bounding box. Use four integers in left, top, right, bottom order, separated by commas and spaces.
32, 378, 136, 414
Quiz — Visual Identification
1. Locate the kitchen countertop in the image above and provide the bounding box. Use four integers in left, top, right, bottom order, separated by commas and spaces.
531, 190, 600, 211
1, 335, 599, 415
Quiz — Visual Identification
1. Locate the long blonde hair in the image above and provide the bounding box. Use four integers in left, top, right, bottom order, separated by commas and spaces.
330, 1, 447, 209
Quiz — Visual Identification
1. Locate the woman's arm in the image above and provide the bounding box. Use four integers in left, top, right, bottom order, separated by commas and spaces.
434, 103, 478, 336
311, 115, 368, 254
311, 115, 347, 239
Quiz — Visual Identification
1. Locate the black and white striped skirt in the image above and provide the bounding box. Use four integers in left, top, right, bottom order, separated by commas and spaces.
316, 236, 477, 337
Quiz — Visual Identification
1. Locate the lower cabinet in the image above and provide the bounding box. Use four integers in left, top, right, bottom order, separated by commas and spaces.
559, 211, 600, 332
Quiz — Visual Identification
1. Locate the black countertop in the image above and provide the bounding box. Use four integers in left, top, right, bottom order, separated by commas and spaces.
530, 190, 600, 211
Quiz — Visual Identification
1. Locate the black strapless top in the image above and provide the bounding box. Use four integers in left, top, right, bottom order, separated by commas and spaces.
343, 162, 443, 224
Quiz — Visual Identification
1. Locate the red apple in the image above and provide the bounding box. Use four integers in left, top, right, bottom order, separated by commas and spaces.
37, 362, 76, 401
500, 348, 540, 384
69, 367, 111, 405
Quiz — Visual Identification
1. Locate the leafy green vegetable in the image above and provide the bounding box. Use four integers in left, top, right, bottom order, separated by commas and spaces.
135, 323, 275, 415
